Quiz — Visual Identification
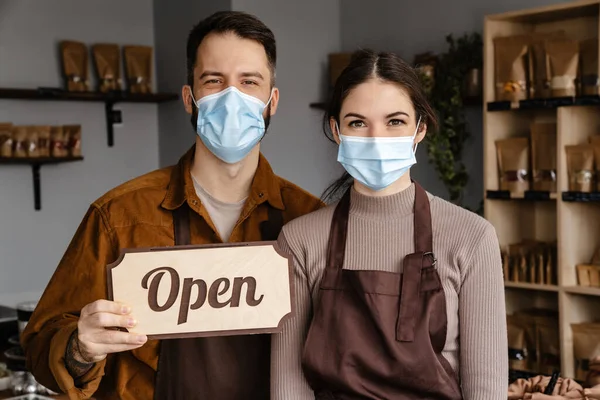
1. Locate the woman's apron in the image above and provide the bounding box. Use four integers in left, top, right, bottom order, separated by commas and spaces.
301, 182, 463, 399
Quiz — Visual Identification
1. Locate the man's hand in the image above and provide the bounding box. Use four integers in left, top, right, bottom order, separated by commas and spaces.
75, 300, 148, 363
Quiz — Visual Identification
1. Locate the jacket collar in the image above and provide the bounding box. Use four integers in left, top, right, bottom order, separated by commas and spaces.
161, 146, 285, 211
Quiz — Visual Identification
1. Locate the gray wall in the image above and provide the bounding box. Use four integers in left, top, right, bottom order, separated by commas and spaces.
231, 0, 345, 196
154, 0, 232, 167
0, 0, 160, 306
340, 0, 571, 209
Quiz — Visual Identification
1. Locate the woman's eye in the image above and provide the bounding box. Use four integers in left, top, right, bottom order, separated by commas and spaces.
349, 120, 365, 128
388, 119, 405, 126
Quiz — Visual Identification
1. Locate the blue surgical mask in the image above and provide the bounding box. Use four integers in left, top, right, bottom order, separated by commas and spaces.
336, 118, 421, 191
191, 86, 273, 164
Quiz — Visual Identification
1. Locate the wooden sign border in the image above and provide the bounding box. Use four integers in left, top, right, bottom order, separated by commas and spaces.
106, 240, 295, 340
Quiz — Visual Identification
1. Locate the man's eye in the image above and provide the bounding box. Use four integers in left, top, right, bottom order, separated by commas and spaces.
205, 79, 221, 84
243, 80, 258, 85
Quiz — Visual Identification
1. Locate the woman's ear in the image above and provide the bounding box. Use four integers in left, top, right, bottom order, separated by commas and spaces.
415, 122, 428, 144
330, 117, 341, 145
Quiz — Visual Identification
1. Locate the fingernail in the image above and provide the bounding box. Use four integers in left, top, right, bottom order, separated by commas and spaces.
137, 335, 147, 343
127, 318, 136, 327
122, 306, 131, 314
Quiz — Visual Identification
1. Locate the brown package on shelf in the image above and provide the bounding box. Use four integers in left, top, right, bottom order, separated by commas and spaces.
571, 322, 600, 383
37, 126, 51, 157
566, 144, 594, 193
25, 126, 39, 158
529, 31, 567, 99
50, 126, 67, 158
329, 53, 353, 88
123, 45, 153, 94
0, 122, 13, 158
63, 125, 82, 157
576, 264, 600, 287
60, 40, 89, 92
514, 308, 560, 375
580, 38, 599, 96
545, 37, 579, 98
590, 136, 600, 192
496, 137, 530, 193
494, 35, 530, 102
508, 314, 532, 371
588, 356, 600, 388
531, 122, 557, 192
92, 44, 122, 93
12, 126, 27, 158
507, 376, 583, 399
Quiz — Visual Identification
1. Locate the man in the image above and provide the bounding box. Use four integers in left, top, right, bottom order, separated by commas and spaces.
22, 11, 323, 400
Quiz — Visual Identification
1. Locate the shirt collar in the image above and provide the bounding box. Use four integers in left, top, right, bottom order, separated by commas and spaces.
161, 146, 285, 211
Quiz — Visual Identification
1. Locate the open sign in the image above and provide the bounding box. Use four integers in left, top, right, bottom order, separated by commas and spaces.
106, 242, 293, 339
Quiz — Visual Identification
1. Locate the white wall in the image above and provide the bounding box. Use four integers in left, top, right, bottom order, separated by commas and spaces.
339, 0, 576, 209
232, 0, 345, 197
0, 0, 160, 306
154, 0, 232, 167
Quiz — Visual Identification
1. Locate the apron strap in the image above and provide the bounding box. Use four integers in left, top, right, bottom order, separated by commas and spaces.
173, 203, 191, 245
326, 188, 351, 269
397, 182, 435, 342
259, 206, 284, 241
413, 181, 433, 254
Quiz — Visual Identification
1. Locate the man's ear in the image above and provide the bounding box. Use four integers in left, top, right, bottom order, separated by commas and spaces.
267, 87, 280, 116
182, 85, 194, 115
330, 118, 341, 145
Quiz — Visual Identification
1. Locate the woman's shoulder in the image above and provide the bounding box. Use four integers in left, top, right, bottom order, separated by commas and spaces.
429, 194, 496, 240
280, 202, 337, 249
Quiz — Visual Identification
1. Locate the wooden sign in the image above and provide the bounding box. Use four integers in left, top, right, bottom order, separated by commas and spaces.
106, 242, 293, 339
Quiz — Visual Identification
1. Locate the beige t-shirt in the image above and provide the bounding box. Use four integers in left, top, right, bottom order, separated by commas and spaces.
192, 176, 246, 242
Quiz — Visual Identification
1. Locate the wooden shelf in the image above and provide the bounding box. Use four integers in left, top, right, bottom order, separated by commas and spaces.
487, 95, 600, 112
563, 286, 600, 296
0, 156, 84, 211
486, 190, 557, 201
484, 0, 600, 380
0, 87, 179, 147
562, 191, 600, 202
505, 282, 560, 292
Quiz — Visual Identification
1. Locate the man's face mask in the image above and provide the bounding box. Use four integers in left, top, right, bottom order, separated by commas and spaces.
190, 86, 273, 164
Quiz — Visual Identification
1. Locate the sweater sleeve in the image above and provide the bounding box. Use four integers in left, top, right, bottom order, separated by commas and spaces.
271, 229, 315, 400
459, 223, 508, 400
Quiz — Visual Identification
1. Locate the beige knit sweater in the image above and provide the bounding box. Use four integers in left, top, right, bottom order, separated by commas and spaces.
270, 184, 508, 400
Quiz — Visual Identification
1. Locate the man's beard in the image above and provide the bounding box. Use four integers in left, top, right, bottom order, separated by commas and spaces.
190, 103, 272, 135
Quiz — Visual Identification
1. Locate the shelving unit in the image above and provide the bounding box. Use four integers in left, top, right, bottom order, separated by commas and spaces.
484, 0, 600, 380
0, 88, 179, 146
0, 157, 84, 210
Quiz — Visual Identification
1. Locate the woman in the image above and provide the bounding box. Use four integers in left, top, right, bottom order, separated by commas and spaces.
271, 49, 508, 399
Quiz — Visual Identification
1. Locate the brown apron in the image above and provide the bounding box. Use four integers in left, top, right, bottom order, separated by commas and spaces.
301, 182, 463, 400
154, 203, 283, 400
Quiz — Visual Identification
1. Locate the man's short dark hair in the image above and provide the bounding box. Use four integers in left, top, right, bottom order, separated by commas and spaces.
186, 11, 277, 86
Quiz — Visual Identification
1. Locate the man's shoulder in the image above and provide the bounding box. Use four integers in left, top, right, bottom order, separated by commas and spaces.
92, 165, 174, 212
277, 176, 325, 219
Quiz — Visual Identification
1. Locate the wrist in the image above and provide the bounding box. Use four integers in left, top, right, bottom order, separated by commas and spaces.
65, 329, 94, 379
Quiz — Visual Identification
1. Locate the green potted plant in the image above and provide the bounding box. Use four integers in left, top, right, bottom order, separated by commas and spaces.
417, 32, 483, 213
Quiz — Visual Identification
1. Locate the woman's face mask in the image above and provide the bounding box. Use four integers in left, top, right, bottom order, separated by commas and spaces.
336, 117, 421, 191
334, 80, 424, 191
